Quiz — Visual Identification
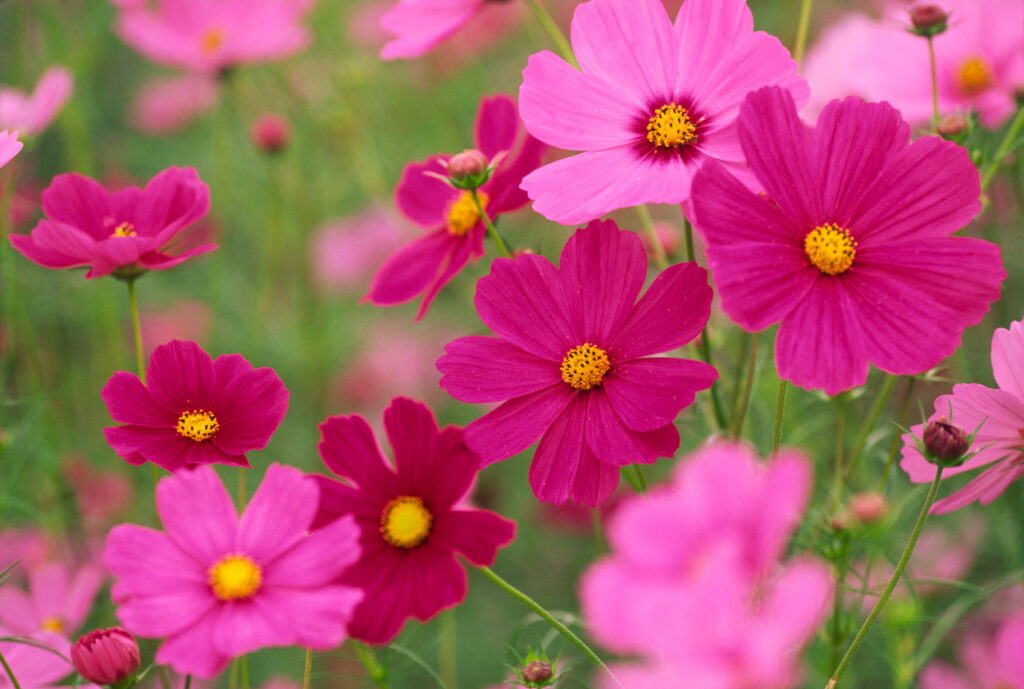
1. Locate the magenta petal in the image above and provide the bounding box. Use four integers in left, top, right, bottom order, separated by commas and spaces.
430, 509, 516, 566
154, 610, 230, 679
264, 514, 361, 587
145, 340, 217, 411
86, 236, 151, 278
29, 220, 98, 263
932, 462, 1024, 515
530, 397, 597, 505
486, 134, 546, 213
40, 173, 111, 239
156, 466, 238, 563
210, 355, 289, 455
421, 426, 480, 509
384, 397, 440, 488
475, 94, 519, 160
103, 426, 192, 470
8, 232, 86, 269
993, 320, 1024, 399
413, 230, 476, 321
318, 413, 397, 501
136, 243, 217, 271
438, 336, 561, 403
379, 0, 479, 60
211, 598, 290, 658
463, 384, 574, 466
134, 166, 211, 243
251, 586, 361, 650
394, 156, 454, 227
102, 371, 174, 426
311, 477, 381, 529
237, 464, 316, 563
603, 358, 717, 431
363, 229, 456, 307
585, 390, 679, 466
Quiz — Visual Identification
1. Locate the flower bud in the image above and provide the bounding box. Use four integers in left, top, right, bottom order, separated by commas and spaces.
908, 5, 948, 37
937, 113, 968, 140
923, 417, 970, 465
71, 627, 141, 688
521, 660, 553, 684
448, 148, 489, 178
251, 114, 290, 153
849, 491, 888, 525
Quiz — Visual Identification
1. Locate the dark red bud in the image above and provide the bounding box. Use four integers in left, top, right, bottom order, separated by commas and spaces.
923, 417, 970, 464
521, 660, 553, 684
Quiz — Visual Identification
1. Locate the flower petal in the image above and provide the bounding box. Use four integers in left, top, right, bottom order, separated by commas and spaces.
394, 156, 454, 227
463, 384, 574, 466
931, 461, 1024, 514
145, 340, 218, 412
430, 509, 516, 566
438, 335, 561, 403
363, 229, 457, 308
102, 371, 175, 427
475, 93, 519, 160
103, 425, 192, 470
992, 320, 1024, 400
39, 173, 111, 239
154, 610, 230, 679
156, 465, 238, 564
318, 413, 397, 502
236, 464, 316, 563
264, 514, 361, 587
209, 354, 289, 455
603, 357, 717, 431
585, 390, 680, 465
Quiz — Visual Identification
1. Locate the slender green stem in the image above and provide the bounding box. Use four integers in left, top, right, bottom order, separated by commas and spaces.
828, 543, 851, 668
728, 332, 752, 424
772, 379, 788, 452
730, 332, 759, 438
793, 0, 815, 65
471, 190, 511, 258
240, 655, 249, 689
439, 610, 457, 689
832, 395, 847, 509
354, 642, 388, 689
682, 216, 696, 264
160, 666, 171, 689
522, 0, 579, 69
478, 567, 622, 688
826, 467, 945, 689
636, 204, 668, 269
878, 378, 917, 489
981, 106, 1024, 192
927, 37, 940, 128
301, 650, 312, 689
185, 676, 192, 689
630, 464, 648, 493
0, 649, 23, 689
844, 376, 897, 480
592, 509, 606, 555
127, 280, 145, 381
237, 469, 247, 510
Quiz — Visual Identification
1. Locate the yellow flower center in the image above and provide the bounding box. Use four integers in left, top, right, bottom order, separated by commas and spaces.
646, 103, 696, 149
200, 27, 226, 55
208, 554, 262, 601
111, 222, 137, 238
804, 223, 857, 275
40, 617, 64, 632
956, 55, 993, 95
560, 343, 611, 391
446, 190, 488, 237
176, 409, 220, 442
380, 496, 433, 549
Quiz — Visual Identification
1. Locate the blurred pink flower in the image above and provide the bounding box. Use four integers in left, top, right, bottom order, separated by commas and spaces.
0, 629, 77, 689
0, 530, 55, 581
0, 67, 73, 137
920, 613, 1024, 689
379, 0, 521, 60
129, 73, 219, 134
63, 455, 134, 530
311, 208, 409, 292
0, 130, 22, 168
137, 299, 212, 359
0, 561, 104, 640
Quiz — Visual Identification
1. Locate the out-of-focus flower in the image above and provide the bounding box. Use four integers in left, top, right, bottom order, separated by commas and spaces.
71, 627, 141, 687
0, 561, 104, 639
518, 0, 807, 225
63, 455, 134, 530
901, 318, 1024, 513
0, 530, 54, 580
380, 0, 494, 59
138, 300, 212, 359
129, 74, 219, 135
0, 629, 77, 689
251, 114, 290, 153
0, 67, 73, 137
364, 94, 544, 320
311, 209, 408, 292
692, 86, 1004, 395
8, 167, 216, 280
102, 340, 289, 471
580, 442, 832, 689
438, 220, 717, 506
104, 464, 363, 677
0, 130, 22, 168
920, 613, 1024, 689
312, 397, 516, 645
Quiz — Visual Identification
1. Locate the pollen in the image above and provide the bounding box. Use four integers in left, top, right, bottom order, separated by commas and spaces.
804, 223, 857, 276
956, 55, 994, 95
380, 495, 433, 549
446, 190, 488, 237
560, 343, 611, 390
176, 409, 220, 442
646, 103, 696, 149
111, 222, 137, 238
208, 554, 262, 601
40, 617, 64, 632
199, 27, 225, 54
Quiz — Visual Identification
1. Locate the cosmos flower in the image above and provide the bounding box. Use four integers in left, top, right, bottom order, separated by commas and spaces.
0, 130, 22, 169
104, 464, 363, 677
380, 0, 485, 60
691, 86, 1004, 395
920, 613, 1024, 689
129, 74, 219, 135
0, 561, 104, 640
517, 0, 807, 225
312, 397, 516, 644
102, 340, 289, 471
437, 220, 717, 505
0, 629, 77, 689
0, 67, 73, 137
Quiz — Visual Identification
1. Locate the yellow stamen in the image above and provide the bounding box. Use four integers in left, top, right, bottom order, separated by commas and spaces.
646, 103, 696, 149
40, 617, 64, 632
208, 554, 262, 601
200, 27, 225, 54
560, 343, 611, 391
446, 190, 488, 237
111, 222, 137, 238
956, 56, 993, 95
380, 496, 433, 549
804, 223, 857, 275
176, 409, 220, 442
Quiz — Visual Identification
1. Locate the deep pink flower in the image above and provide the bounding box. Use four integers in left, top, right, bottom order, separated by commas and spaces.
9, 167, 216, 280
364, 94, 544, 320
0, 67, 73, 137
115, 0, 311, 73
0, 130, 21, 169
437, 220, 717, 506
920, 613, 1024, 689
312, 397, 516, 645
0, 629, 77, 689
129, 74, 219, 135
101, 340, 289, 471
900, 318, 1024, 513
580, 442, 832, 689
0, 561, 104, 638
518, 0, 807, 225
104, 464, 363, 677
71, 627, 141, 687
379, 0, 482, 59
691, 86, 1004, 395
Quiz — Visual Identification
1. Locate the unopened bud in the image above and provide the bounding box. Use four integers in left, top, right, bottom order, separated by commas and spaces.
849, 491, 888, 524
521, 660, 553, 684
937, 113, 968, 139
908, 5, 948, 37
923, 417, 970, 465
447, 149, 489, 179
71, 627, 141, 689
251, 114, 290, 153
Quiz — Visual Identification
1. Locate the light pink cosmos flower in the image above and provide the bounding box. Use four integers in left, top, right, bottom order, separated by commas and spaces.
0, 561, 104, 640
311, 208, 409, 292
104, 464, 364, 678
691, 86, 1004, 395
0, 130, 22, 169
9, 167, 216, 280
0, 629, 78, 689
580, 443, 832, 689
901, 318, 1024, 513
518, 0, 807, 225
379, 0, 516, 60
129, 74, 219, 135
364, 94, 544, 321
0, 67, 73, 138
115, 0, 312, 74
920, 613, 1024, 689
803, 0, 1024, 128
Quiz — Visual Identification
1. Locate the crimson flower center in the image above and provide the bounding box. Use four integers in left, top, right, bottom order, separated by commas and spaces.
208, 554, 262, 601
380, 496, 433, 548
110, 222, 137, 238
957, 55, 993, 95
646, 103, 696, 149
446, 190, 488, 237
804, 223, 857, 275
560, 343, 611, 390
176, 409, 220, 442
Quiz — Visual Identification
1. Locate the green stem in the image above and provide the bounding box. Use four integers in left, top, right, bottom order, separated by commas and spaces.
127, 280, 145, 382
471, 190, 511, 258
592, 509, 606, 555
636, 204, 668, 270
160, 666, 171, 689
237, 469, 247, 510
730, 332, 759, 438
630, 464, 648, 493
354, 642, 388, 689
478, 567, 622, 688
878, 378, 917, 489
728, 332, 752, 424
698, 334, 726, 430
826, 467, 945, 689
981, 106, 1024, 193
772, 379, 788, 453
302, 650, 312, 689
832, 395, 847, 509
793, 0, 815, 65
522, 0, 579, 69
185, 676, 192, 689
240, 656, 249, 689
844, 376, 897, 480
0, 649, 23, 689
927, 37, 940, 128
439, 610, 457, 689
829, 544, 851, 668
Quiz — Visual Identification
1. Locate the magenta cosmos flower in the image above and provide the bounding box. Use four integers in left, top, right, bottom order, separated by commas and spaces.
364, 94, 544, 320
311, 397, 516, 645
0, 66, 73, 138
517, 0, 807, 225
920, 613, 1024, 689
379, 0, 487, 59
102, 340, 289, 471
901, 318, 1024, 514
691, 86, 1004, 395
104, 464, 363, 678
0, 130, 22, 169
437, 220, 717, 506
9, 167, 215, 280
115, 0, 311, 74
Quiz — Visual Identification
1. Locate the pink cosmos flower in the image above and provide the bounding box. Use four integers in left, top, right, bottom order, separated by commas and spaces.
101, 340, 289, 471
0, 67, 73, 137
920, 613, 1024, 689
312, 397, 516, 645
804, 0, 1024, 128
691, 86, 1004, 395
517, 0, 807, 225
129, 74, 219, 135
580, 443, 832, 689
437, 220, 717, 506
0, 530, 54, 580
8, 167, 216, 280
310, 208, 409, 292
900, 318, 1024, 513
379, 0, 515, 60
364, 94, 544, 320
0, 130, 22, 169
115, 0, 312, 73
0, 561, 104, 639
0, 629, 77, 689
104, 464, 363, 678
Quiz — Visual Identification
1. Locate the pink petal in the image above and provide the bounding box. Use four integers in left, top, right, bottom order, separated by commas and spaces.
584, 390, 679, 465
237, 464, 316, 563
485, 133, 545, 213
102, 371, 175, 426
135, 243, 218, 271
311, 477, 381, 529
379, 0, 481, 60
992, 320, 1024, 399
39, 173, 111, 239
145, 340, 217, 412
430, 509, 516, 566
394, 156, 454, 227
86, 236, 152, 278
932, 461, 1024, 514
438, 335, 561, 403
28, 219, 98, 264
156, 465, 238, 564
463, 384, 574, 466
264, 514, 361, 587
363, 229, 458, 307
103, 425, 193, 470
251, 586, 362, 650
209, 355, 289, 455
603, 357, 716, 431
412, 228, 477, 321
416, 426, 479, 508
318, 413, 397, 502
134, 166, 210, 243
474, 93, 518, 160
995, 617, 1024, 682
919, 663, 971, 689
62, 564, 105, 631
384, 396, 440, 488
0, 589, 35, 632
8, 231, 87, 269
154, 610, 231, 679
529, 397, 614, 505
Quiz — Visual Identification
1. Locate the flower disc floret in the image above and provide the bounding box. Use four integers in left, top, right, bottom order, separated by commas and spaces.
208, 554, 262, 601
957, 56, 994, 95
380, 496, 433, 548
111, 222, 137, 238
446, 190, 487, 237
560, 344, 611, 390
804, 223, 857, 275
176, 409, 220, 442
646, 104, 696, 149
